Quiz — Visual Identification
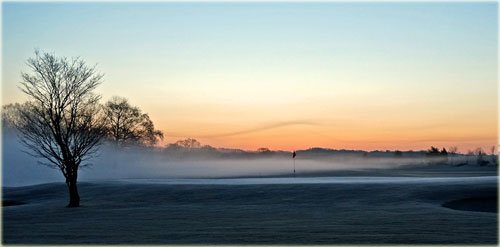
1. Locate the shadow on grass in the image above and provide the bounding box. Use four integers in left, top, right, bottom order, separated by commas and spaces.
443, 196, 498, 213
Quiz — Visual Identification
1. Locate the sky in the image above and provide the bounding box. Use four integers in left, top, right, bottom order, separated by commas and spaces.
2, 2, 498, 152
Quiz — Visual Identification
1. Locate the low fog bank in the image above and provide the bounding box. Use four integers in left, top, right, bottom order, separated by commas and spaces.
2, 131, 62, 186
3, 131, 497, 187
82, 146, 427, 181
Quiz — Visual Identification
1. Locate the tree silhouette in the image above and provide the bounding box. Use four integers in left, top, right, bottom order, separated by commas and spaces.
426, 146, 448, 164
13, 50, 106, 207
426, 146, 441, 156
173, 138, 201, 149
1, 103, 23, 130
257, 147, 271, 153
103, 96, 163, 146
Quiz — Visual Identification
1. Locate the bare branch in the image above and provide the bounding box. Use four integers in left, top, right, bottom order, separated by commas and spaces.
13, 50, 106, 177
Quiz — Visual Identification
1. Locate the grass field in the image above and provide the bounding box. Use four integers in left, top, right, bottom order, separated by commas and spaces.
2, 175, 497, 244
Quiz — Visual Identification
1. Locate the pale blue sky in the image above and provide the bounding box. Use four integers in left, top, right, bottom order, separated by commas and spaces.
2, 3, 498, 151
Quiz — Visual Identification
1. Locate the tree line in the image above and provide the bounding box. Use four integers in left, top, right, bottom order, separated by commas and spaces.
425, 146, 497, 166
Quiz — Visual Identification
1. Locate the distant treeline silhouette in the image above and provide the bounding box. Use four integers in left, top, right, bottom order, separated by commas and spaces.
159, 138, 498, 166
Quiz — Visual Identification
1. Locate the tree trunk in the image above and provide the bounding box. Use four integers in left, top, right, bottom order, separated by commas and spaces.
66, 175, 80, 208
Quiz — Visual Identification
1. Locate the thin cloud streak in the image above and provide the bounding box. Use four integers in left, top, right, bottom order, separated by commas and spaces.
166, 120, 324, 139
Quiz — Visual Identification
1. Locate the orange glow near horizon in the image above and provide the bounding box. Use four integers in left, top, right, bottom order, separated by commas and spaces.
152, 98, 498, 153
158, 131, 498, 154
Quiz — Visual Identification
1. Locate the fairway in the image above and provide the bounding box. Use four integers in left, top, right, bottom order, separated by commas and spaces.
3, 177, 497, 244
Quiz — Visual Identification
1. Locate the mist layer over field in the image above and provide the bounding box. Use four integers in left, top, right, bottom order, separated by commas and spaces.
3, 132, 441, 186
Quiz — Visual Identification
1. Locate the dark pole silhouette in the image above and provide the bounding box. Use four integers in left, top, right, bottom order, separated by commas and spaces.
292, 151, 296, 177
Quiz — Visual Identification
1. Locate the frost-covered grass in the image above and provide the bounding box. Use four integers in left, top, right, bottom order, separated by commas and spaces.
3, 174, 497, 244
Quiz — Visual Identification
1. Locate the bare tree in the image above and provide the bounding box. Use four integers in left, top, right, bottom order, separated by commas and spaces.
173, 138, 201, 149
103, 96, 164, 146
14, 50, 106, 207
2, 103, 23, 129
